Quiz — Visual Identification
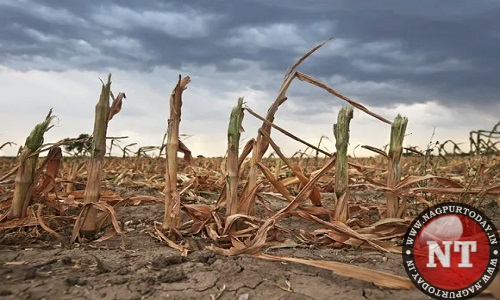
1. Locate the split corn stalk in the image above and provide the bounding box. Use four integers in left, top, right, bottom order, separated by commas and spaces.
81, 74, 112, 236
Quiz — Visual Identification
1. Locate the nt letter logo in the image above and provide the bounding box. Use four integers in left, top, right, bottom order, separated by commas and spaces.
402, 202, 500, 299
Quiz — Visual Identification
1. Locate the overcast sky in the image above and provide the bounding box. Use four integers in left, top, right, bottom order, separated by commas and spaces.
1, 0, 499, 157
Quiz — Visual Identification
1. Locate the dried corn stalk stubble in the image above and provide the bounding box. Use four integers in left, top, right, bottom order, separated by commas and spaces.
333, 106, 354, 223
162, 75, 191, 231
77, 74, 126, 239
386, 115, 408, 218
226, 97, 245, 217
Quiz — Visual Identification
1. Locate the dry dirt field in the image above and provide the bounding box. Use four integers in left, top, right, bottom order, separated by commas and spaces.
0, 156, 499, 300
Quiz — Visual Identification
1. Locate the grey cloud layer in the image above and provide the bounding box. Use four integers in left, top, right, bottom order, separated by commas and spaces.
1, 0, 499, 108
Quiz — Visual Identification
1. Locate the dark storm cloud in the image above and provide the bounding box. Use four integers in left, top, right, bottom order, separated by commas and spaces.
1, 0, 499, 108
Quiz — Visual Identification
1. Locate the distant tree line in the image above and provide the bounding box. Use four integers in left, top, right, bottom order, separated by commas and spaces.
62, 133, 93, 156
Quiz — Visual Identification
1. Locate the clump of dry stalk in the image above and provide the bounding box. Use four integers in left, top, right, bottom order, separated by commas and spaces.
470, 120, 500, 155
33, 146, 63, 198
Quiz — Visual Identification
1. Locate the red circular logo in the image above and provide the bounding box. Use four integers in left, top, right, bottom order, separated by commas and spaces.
402, 202, 499, 299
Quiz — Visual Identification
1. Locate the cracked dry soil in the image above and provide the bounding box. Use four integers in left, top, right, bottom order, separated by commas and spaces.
0, 201, 497, 300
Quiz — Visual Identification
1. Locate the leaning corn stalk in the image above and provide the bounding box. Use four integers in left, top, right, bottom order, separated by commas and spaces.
386, 114, 408, 218
80, 74, 126, 237
8, 110, 55, 219
240, 38, 393, 216
238, 40, 334, 217
226, 97, 244, 216
162, 75, 191, 231
333, 106, 353, 223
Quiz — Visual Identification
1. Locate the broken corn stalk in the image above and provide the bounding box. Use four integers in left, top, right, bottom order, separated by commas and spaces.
162, 75, 190, 231
226, 97, 244, 216
386, 114, 408, 218
333, 106, 353, 223
9, 110, 55, 219
80, 74, 112, 236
